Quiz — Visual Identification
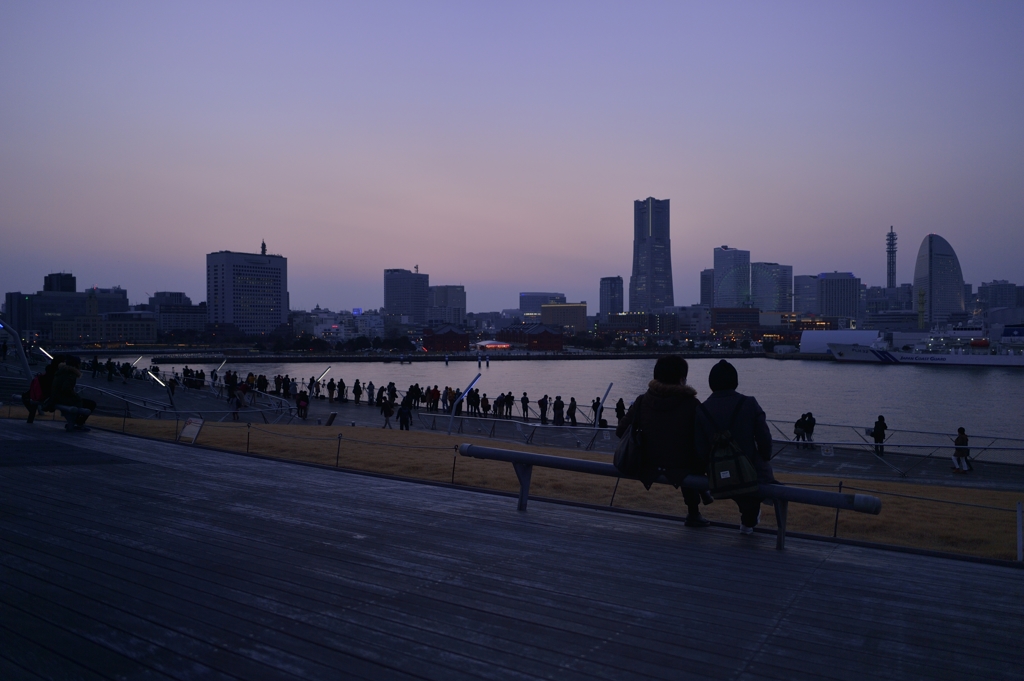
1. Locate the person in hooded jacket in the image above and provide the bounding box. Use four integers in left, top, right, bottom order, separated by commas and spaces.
616, 355, 711, 527
695, 360, 776, 534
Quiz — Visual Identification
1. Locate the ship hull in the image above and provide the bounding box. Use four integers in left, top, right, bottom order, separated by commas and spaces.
828, 344, 1024, 367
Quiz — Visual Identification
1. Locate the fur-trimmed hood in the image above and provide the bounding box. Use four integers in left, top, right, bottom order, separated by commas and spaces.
55, 363, 82, 379
646, 379, 696, 399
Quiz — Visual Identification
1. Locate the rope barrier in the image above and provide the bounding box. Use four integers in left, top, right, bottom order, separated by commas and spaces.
841, 485, 1016, 513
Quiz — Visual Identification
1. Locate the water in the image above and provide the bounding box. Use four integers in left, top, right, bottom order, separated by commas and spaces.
148, 357, 1024, 440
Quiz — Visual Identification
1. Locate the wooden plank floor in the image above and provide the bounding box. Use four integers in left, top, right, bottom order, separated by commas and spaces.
0, 421, 1020, 680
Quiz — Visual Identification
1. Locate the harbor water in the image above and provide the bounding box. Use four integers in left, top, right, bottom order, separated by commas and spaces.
148, 357, 1024, 440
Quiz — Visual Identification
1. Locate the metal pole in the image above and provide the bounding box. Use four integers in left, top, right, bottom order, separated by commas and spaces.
1017, 501, 1022, 562
833, 481, 843, 537
336, 433, 342, 467
451, 454, 457, 484
447, 373, 481, 435
247, 423, 251, 454
594, 382, 613, 429
122, 405, 127, 433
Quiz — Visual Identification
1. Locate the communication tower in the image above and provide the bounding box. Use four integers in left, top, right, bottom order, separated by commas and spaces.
885, 227, 897, 289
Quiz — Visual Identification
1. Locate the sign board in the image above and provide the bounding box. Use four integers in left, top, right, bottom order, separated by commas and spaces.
179, 418, 204, 444
820, 444, 834, 457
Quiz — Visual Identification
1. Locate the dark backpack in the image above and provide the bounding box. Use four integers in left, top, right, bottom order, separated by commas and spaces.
699, 397, 760, 499
613, 396, 644, 475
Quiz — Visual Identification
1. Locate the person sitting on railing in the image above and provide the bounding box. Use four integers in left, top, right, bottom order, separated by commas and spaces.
695, 360, 776, 535
617, 355, 712, 528
44, 356, 96, 432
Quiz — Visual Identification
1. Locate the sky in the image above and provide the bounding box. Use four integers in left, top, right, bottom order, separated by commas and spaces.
1, 1, 1022, 313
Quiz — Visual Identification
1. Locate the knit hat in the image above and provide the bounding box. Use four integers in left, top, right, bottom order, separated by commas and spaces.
708, 360, 738, 392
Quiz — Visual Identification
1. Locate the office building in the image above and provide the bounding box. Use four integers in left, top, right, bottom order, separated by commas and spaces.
700, 269, 715, 307
541, 303, 588, 335
913, 234, 965, 326
629, 197, 674, 312
713, 246, 750, 308
750, 262, 793, 312
383, 268, 429, 324
818, 272, 861, 319
793, 275, 819, 315
426, 285, 467, 326
978, 280, 1020, 311
519, 292, 566, 315
207, 248, 289, 336
599, 277, 624, 317
4, 274, 128, 339
148, 292, 208, 333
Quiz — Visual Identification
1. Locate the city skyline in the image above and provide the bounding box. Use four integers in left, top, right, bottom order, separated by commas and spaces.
1, 3, 1022, 312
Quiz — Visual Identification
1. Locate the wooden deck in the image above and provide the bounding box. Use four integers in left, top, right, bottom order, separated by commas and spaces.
0, 420, 1020, 680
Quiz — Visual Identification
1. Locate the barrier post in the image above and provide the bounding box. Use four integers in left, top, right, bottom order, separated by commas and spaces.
336, 433, 342, 467
246, 423, 251, 454
122, 405, 128, 433
1017, 501, 1022, 562
833, 481, 843, 537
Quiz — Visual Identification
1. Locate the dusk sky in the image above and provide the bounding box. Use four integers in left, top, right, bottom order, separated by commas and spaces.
2, 2, 1022, 313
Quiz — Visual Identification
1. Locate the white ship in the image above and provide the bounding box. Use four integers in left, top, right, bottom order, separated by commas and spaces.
828, 324, 1024, 367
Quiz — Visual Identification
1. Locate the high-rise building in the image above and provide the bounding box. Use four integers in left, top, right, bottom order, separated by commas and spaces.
818, 272, 861, 319
599, 277, 624, 317
750, 262, 792, 312
629, 197, 674, 312
426, 285, 466, 326
541, 303, 588, 334
519, 292, 566, 314
44, 273, 76, 293
913, 234, 965, 326
713, 246, 750, 308
978, 281, 1019, 310
793, 275, 820, 314
207, 248, 289, 335
384, 268, 430, 324
700, 269, 715, 308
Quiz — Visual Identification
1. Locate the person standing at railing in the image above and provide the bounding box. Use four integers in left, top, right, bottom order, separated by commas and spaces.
567, 397, 577, 426
327, 378, 336, 403
521, 392, 530, 422
872, 416, 888, 457
952, 427, 973, 473
553, 396, 565, 426
538, 395, 549, 425
804, 412, 816, 444
614, 398, 626, 426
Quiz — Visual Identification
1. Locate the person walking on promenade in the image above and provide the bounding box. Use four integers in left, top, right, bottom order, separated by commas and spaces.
619, 355, 711, 528
521, 392, 530, 422
615, 398, 626, 426
952, 427, 973, 473
567, 397, 577, 426
398, 398, 412, 430
327, 378, 336, 403
91, 355, 99, 378
553, 396, 565, 426
695, 360, 777, 535
538, 395, 549, 425
353, 379, 362, 405
381, 398, 394, 429
872, 415, 887, 457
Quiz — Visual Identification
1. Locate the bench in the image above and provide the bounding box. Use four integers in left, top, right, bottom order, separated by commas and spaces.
458, 443, 882, 550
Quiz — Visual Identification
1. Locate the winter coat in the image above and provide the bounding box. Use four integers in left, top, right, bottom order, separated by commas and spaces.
695, 389, 776, 485
46, 364, 83, 409
616, 380, 702, 489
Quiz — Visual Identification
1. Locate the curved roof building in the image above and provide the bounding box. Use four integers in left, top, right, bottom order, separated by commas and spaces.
913, 234, 964, 326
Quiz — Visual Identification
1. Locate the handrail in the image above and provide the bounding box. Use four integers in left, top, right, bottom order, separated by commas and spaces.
766, 418, 1024, 443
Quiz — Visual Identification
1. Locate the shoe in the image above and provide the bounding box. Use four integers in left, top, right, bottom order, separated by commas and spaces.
699, 491, 715, 506
685, 514, 711, 528
739, 524, 754, 535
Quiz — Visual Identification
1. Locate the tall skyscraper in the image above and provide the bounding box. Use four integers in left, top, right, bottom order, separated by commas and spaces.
751, 263, 793, 312
207, 248, 289, 335
629, 197, 673, 312
713, 246, 750, 307
699, 269, 715, 308
793, 275, 819, 314
426, 285, 466, 326
599, 277, 624, 316
818, 272, 861, 318
384, 268, 430, 324
886, 227, 897, 289
913, 234, 965, 326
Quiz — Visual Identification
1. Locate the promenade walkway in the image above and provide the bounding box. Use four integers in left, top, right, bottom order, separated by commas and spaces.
0, 419, 1020, 680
